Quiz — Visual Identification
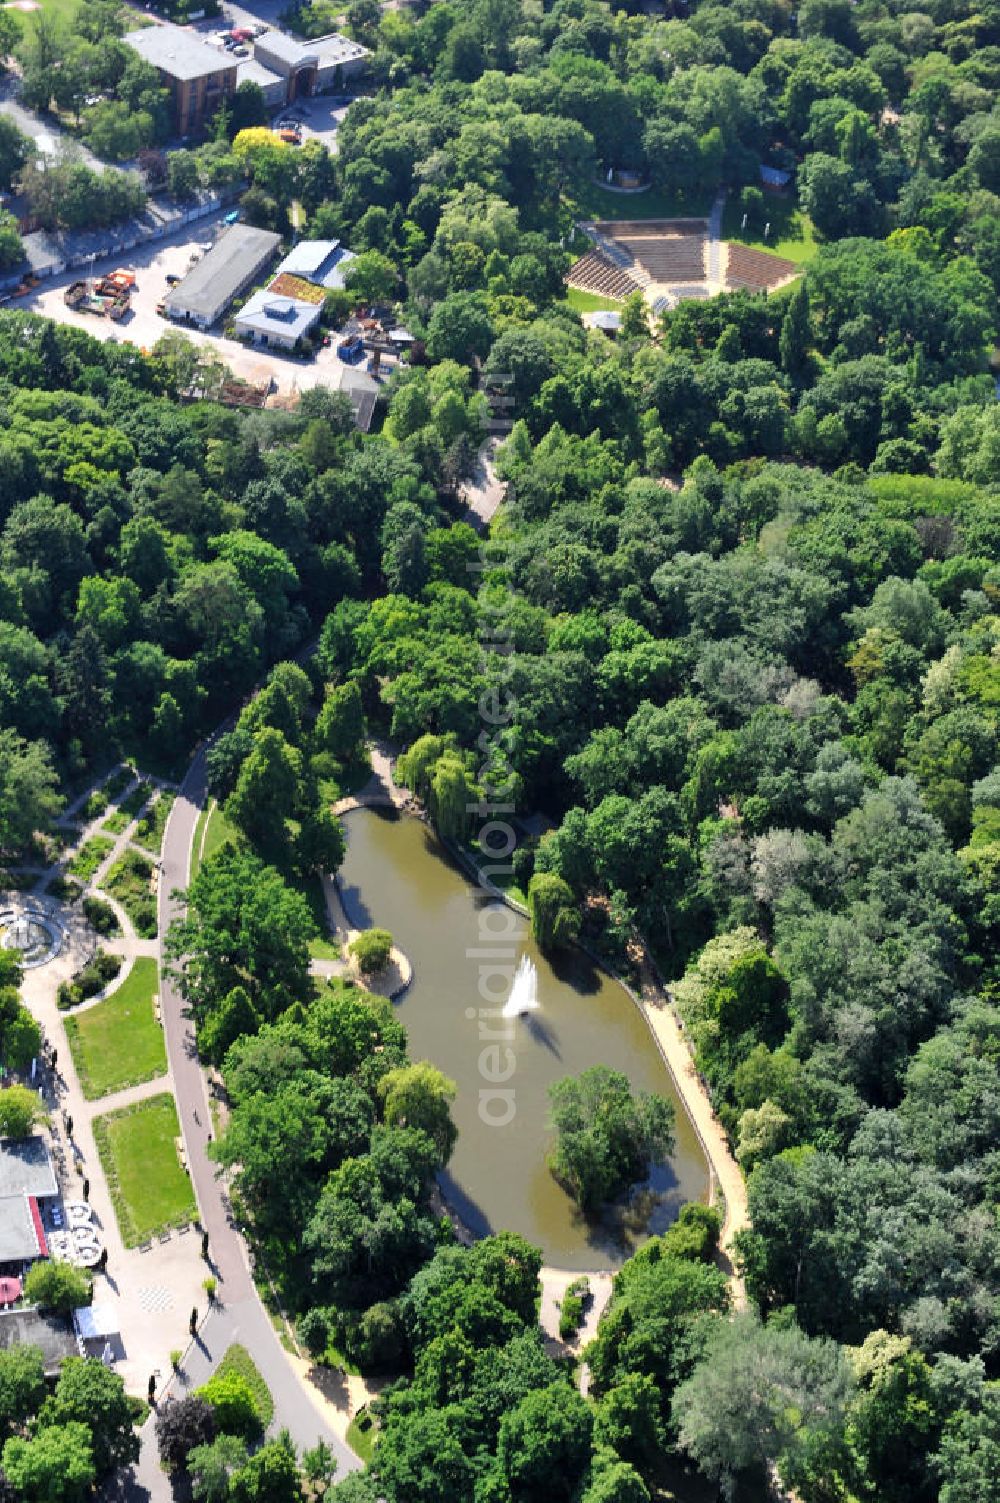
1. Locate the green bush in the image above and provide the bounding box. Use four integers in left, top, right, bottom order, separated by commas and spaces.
103, 848, 157, 938
57, 949, 122, 1010
558, 1277, 590, 1341
82, 895, 121, 937
67, 836, 114, 883
349, 927, 393, 975
23, 1259, 92, 1313
0, 1084, 47, 1138
215, 1345, 274, 1427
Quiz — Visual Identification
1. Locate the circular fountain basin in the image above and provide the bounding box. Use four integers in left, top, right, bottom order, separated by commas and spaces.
0, 904, 62, 968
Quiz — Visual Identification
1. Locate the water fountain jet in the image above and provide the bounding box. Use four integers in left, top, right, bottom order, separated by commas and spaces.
502, 953, 540, 1019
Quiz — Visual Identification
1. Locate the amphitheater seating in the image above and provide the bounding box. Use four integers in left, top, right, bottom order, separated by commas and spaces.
724, 243, 798, 292
617, 235, 707, 282
565, 250, 643, 301
583, 220, 709, 286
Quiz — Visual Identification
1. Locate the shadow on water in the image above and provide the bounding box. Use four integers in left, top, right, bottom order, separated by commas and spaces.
437, 1168, 493, 1241
371, 803, 402, 825
336, 878, 373, 931
568, 1159, 686, 1264
523, 1012, 562, 1059
548, 944, 602, 998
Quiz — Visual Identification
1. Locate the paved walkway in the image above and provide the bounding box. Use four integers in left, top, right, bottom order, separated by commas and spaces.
460, 437, 506, 533
17, 775, 206, 1403
706, 190, 727, 292
332, 739, 410, 817
636, 956, 748, 1308
147, 744, 361, 1480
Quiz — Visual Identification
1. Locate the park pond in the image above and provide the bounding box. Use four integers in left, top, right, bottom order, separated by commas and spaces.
337, 807, 710, 1270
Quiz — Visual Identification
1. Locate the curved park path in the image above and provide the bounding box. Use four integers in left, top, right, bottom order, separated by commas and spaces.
120, 744, 361, 1500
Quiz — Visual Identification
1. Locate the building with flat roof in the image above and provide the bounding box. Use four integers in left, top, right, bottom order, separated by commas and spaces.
274, 238, 356, 291
236, 57, 286, 109
253, 29, 369, 100
164, 224, 283, 329
125, 24, 237, 134
0, 1136, 58, 1201
0, 1310, 77, 1377
234, 286, 323, 350
0, 1194, 47, 1262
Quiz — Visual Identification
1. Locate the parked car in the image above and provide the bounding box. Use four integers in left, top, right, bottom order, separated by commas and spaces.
224, 209, 240, 225
165, 273, 180, 285
232, 45, 250, 56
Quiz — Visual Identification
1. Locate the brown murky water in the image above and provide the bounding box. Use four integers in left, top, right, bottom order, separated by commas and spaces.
337, 808, 710, 1270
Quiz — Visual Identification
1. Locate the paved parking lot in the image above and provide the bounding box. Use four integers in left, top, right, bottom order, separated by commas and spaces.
275, 95, 355, 151
15, 211, 378, 397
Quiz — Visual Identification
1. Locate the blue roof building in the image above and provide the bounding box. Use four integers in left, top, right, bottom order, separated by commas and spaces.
273, 239, 357, 291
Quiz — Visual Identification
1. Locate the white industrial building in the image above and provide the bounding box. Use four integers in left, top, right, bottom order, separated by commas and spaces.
234, 286, 323, 349
163, 224, 282, 329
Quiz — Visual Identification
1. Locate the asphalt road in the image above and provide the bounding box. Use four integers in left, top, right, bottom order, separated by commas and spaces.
115, 740, 360, 1498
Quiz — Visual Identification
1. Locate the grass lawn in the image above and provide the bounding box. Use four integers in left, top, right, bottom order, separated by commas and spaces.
215, 1345, 274, 1426
134, 792, 176, 856
22, 0, 80, 22
92, 1093, 196, 1247
67, 835, 115, 883
722, 198, 819, 266
347, 1407, 377, 1462
103, 848, 157, 938
190, 801, 237, 881
569, 180, 715, 221
287, 872, 341, 961
64, 958, 164, 1100
565, 287, 624, 313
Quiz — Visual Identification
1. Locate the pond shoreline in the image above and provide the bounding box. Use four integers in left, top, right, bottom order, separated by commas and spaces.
332, 744, 746, 1296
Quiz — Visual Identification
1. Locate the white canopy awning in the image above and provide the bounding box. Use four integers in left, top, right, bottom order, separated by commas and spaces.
74, 1303, 119, 1340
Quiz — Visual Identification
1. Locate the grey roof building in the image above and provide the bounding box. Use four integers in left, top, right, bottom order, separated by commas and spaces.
0, 1194, 46, 1262
274, 239, 356, 291
0, 1310, 78, 1377
124, 24, 237, 133
163, 224, 283, 328
125, 24, 229, 81
326, 360, 379, 432
252, 29, 370, 98
0, 1136, 58, 1200
234, 287, 323, 349
236, 57, 286, 107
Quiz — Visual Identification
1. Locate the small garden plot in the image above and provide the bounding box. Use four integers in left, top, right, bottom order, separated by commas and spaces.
92, 1093, 195, 1246
103, 848, 158, 938
134, 792, 176, 856
64, 959, 164, 1098
67, 835, 115, 883
215, 1345, 274, 1427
